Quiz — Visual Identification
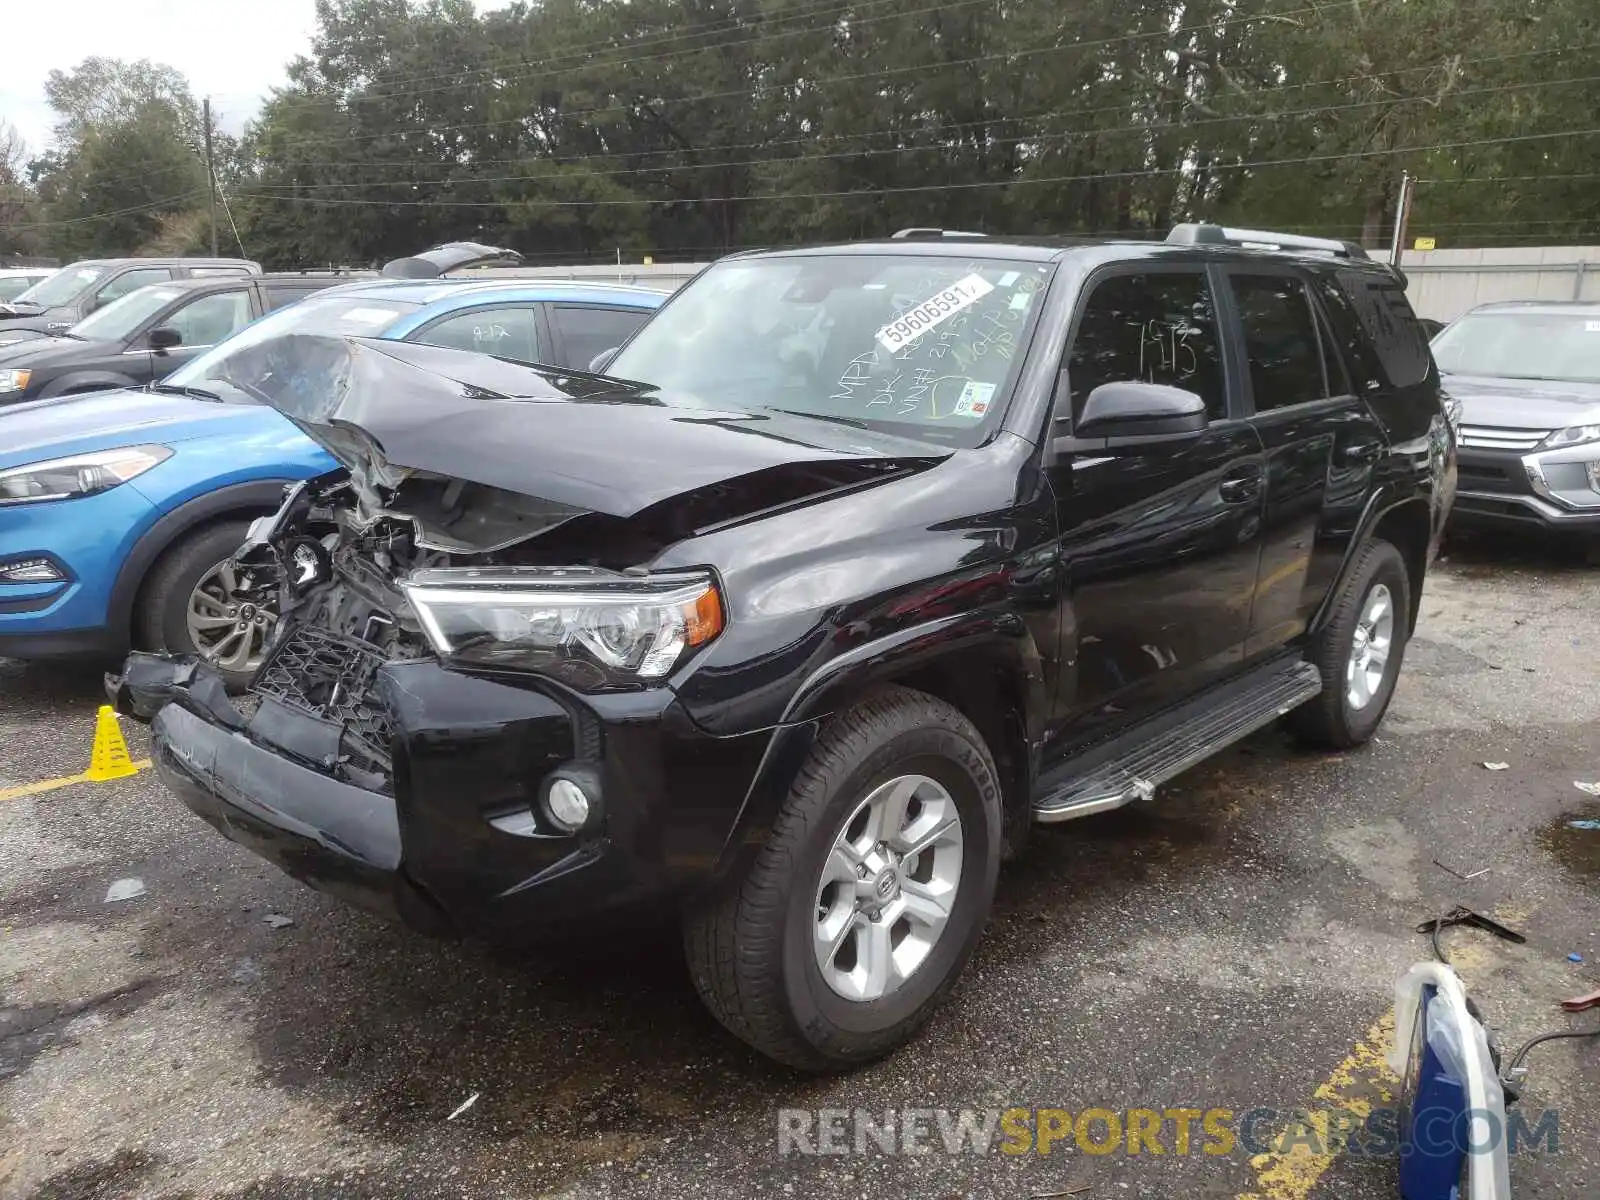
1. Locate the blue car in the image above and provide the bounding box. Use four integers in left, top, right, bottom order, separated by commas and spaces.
0, 276, 665, 684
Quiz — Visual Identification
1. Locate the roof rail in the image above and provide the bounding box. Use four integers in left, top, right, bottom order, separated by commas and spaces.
1167, 223, 1370, 260
890, 227, 988, 240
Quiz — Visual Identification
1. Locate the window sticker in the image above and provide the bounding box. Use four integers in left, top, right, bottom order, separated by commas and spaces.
953, 380, 997, 418
875, 274, 995, 354
1586, 320, 1600, 332
1009, 290, 1032, 313
998, 271, 1020, 287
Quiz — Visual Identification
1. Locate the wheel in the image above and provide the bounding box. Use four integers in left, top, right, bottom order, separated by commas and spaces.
683, 686, 1002, 1071
1290, 537, 1411, 749
135, 520, 275, 692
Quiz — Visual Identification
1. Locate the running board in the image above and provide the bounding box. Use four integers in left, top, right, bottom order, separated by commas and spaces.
1031, 658, 1324, 823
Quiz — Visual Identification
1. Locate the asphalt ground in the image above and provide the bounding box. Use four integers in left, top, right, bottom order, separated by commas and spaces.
2, 534, 1597, 1200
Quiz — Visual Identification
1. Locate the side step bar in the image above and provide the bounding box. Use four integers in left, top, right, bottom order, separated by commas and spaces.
1031, 657, 1324, 823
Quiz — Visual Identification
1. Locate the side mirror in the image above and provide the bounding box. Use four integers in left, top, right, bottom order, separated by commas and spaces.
1073, 381, 1208, 444
588, 347, 619, 374
148, 326, 182, 354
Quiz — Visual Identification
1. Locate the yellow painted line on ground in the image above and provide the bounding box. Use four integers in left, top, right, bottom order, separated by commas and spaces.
0, 759, 153, 803
1237, 1010, 1399, 1200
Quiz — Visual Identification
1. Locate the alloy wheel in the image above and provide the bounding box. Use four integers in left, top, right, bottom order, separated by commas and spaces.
1345, 582, 1394, 711
185, 559, 276, 674
813, 773, 964, 1002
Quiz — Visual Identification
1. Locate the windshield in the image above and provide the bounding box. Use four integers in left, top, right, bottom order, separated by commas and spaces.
606, 253, 1052, 445
16, 265, 105, 308
164, 294, 421, 401
1432, 311, 1600, 384
0, 276, 42, 303
70, 285, 183, 341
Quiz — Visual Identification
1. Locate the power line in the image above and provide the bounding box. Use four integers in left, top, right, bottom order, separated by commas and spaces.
1, 191, 207, 232
260, 0, 978, 117
231, 125, 1600, 211
235, 73, 1600, 194
261, 2, 1339, 155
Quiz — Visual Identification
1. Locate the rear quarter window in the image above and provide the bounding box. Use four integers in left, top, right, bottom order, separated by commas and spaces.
1335, 270, 1434, 388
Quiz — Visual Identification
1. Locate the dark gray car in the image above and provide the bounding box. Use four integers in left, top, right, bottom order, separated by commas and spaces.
0, 257, 261, 341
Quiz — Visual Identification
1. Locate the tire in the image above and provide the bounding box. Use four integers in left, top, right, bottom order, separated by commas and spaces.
1289, 537, 1411, 750
683, 685, 1002, 1071
135, 519, 270, 692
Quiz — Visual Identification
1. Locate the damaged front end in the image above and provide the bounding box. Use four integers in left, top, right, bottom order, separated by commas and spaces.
108, 331, 937, 938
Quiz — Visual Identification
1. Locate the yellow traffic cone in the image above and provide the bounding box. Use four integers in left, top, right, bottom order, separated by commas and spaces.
85, 705, 139, 782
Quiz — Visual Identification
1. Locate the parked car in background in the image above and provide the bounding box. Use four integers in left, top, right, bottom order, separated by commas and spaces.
0, 268, 52, 304
0, 257, 261, 342
0, 274, 362, 405
1434, 300, 1600, 545
112, 225, 1454, 1070
0, 276, 665, 685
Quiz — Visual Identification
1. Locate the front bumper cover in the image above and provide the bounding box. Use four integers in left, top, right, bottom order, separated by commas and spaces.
110, 650, 781, 941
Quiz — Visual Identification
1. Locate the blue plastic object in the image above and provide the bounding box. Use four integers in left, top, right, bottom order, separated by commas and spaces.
1400, 984, 1470, 1200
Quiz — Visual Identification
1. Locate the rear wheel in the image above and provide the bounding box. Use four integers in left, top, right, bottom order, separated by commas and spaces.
683, 686, 1002, 1070
1290, 537, 1411, 749
136, 520, 274, 691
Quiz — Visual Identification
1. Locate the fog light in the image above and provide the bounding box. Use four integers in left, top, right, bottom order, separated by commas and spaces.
0, 557, 64, 583
543, 777, 592, 833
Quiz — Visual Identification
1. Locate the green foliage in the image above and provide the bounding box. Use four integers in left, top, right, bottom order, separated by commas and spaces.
7, 2, 1599, 264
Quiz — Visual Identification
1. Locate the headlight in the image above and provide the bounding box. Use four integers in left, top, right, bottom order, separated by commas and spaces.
1442, 395, 1462, 435
402, 566, 724, 690
1542, 424, 1600, 450
0, 444, 173, 505
0, 369, 30, 394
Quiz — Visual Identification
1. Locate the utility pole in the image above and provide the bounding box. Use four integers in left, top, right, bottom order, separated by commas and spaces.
203, 97, 218, 257
1389, 171, 1414, 268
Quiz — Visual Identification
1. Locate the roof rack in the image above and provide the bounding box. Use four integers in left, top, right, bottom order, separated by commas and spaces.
1167, 223, 1370, 260
890, 227, 988, 240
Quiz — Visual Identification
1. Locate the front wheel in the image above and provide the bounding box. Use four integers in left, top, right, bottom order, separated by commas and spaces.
1290, 537, 1411, 749
135, 520, 275, 692
684, 686, 1002, 1070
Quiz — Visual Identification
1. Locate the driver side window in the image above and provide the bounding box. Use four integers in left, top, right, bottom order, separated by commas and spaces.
164, 290, 254, 348
1067, 271, 1227, 421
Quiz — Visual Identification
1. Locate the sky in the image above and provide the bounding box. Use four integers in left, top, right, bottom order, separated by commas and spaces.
2, 0, 513, 158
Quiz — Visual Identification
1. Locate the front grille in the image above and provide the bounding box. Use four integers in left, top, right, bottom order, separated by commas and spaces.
251, 625, 396, 776
1458, 424, 1550, 452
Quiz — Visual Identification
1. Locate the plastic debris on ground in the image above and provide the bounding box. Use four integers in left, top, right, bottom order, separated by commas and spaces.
1568, 953, 1585, 964
104, 878, 146, 903
448, 1092, 481, 1121
1569, 819, 1600, 831
1481, 761, 1510, 771
262, 913, 295, 929
1573, 781, 1600, 796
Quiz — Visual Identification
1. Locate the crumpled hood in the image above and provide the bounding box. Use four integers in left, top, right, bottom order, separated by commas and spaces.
210, 333, 953, 552
1443, 372, 1600, 430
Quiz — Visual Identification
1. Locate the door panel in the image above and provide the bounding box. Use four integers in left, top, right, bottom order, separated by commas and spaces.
1046, 267, 1267, 742
1224, 270, 1383, 656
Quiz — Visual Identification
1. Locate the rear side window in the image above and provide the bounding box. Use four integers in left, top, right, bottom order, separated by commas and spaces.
550, 304, 651, 371
1067, 271, 1228, 420
1336, 271, 1432, 388
1228, 274, 1330, 412
262, 283, 326, 311
98, 267, 174, 304
412, 305, 542, 364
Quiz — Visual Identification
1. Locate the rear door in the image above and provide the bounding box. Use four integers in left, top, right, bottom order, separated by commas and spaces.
1221, 268, 1385, 656
545, 302, 654, 371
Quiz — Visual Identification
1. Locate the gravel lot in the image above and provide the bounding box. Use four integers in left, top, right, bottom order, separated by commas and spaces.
2, 536, 1597, 1200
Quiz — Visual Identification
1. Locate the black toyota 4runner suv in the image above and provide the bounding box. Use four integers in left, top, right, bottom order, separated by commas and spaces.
113, 225, 1455, 1070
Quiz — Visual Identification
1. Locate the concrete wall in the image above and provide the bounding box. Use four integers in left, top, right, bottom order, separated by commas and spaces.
1380, 245, 1600, 322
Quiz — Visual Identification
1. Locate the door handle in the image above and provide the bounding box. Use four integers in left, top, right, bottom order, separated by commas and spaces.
1218, 468, 1262, 505
1339, 441, 1383, 467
